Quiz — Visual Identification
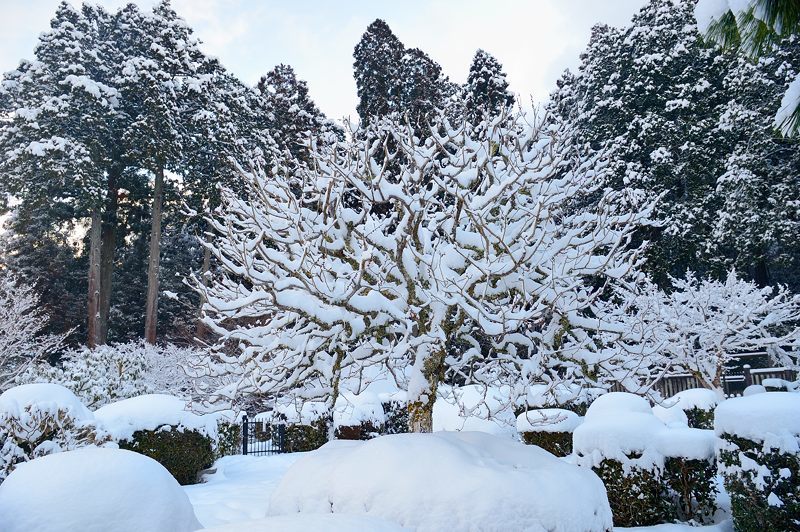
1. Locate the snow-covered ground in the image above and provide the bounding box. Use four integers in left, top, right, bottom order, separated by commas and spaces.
185, 454, 301, 527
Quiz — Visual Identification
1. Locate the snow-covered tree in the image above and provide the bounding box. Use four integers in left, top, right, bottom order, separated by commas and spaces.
464, 49, 515, 122
0, 274, 67, 391
196, 110, 654, 431
353, 19, 405, 123
611, 271, 800, 391
257, 63, 335, 163
710, 35, 800, 289
548, 0, 732, 285
696, 0, 800, 135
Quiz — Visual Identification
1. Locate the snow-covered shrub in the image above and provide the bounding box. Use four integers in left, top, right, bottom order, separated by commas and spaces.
0, 384, 107, 483
270, 400, 331, 452
574, 393, 672, 527
653, 388, 720, 430
0, 447, 201, 532
715, 393, 800, 530
214, 419, 242, 459
119, 429, 213, 485
20, 341, 210, 407
94, 394, 219, 484
517, 408, 582, 457
333, 392, 385, 440
381, 397, 409, 435
269, 432, 613, 531
0, 274, 67, 392
657, 427, 718, 524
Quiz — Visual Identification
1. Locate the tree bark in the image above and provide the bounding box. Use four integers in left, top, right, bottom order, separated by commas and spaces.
97, 167, 121, 345
195, 244, 212, 342
407, 348, 446, 433
86, 208, 102, 349
144, 164, 165, 344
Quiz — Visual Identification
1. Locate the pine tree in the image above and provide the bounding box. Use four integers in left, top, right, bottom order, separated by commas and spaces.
0, 2, 122, 347
353, 19, 405, 123
464, 49, 515, 121
548, 0, 733, 285
397, 47, 450, 126
257, 64, 330, 162
710, 35, 800, 288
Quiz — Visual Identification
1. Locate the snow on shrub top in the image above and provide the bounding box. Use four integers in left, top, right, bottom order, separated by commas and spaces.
0, 447, 201, 532
269, 431, 613, 532
433, 385, 516, 437
714, 392, 800, 452
577, 391, 720, 467
654, 427, 716, 460
585, 391, 652, 417
0, 383, 92, 421
93, 394, 218, 441
574, 411, 666, 467
333, 391, 385, 429
516, 408, 582, 433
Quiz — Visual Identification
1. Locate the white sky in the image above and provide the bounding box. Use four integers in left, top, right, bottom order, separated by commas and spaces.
0, 1, 647, 120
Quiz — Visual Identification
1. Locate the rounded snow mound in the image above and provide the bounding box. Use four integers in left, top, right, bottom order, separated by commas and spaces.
0, 447, 201, 532
269, 431, 613, 532
652, 388, 720, 426
0, 383, 92, 421
715, 392, 800, 447
585, 392, 651, 417
94, 394, 217, 441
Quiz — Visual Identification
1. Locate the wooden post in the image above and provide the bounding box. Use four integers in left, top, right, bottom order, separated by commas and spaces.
743, 364, 753, 387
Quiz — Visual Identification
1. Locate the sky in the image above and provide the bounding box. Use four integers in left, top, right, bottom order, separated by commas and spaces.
0, 0, 647, 120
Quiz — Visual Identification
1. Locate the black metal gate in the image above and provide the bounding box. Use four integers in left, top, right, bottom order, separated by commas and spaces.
241, 415, 287, 455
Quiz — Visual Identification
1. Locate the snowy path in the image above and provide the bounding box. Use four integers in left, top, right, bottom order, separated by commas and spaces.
184, 454, 301, 528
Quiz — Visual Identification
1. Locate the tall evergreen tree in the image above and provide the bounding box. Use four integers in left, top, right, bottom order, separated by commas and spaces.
710, 35, 800, 288
464, 49, 515, 121
257, 64, 330, 162
548, 0, 733, 285
353, 19, 404, 123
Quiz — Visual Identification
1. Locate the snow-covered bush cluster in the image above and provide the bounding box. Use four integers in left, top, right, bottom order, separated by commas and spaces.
716, 392, 800, 530
0, 384, 109, 483
572, 392, 718, 526
19, 341, 213, 407
0, 382, 235, 486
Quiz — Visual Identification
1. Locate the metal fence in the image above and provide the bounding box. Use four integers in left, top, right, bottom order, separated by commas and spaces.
241, 415, 287, 456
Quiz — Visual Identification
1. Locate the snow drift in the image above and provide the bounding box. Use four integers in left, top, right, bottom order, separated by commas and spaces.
0, 447, 201, 532
268, 431, 612, 531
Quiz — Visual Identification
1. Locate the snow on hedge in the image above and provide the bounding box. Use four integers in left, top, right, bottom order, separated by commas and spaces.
516, 408, 582, 434
0, 447, 201, 532
0, 383, 93, 421
93, 394, 219, 441
714, 392, 800, 451
575, 391, 717, 467
269, 431, 613, 531
433, 385, 516, 437
652, 388, 720, 426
